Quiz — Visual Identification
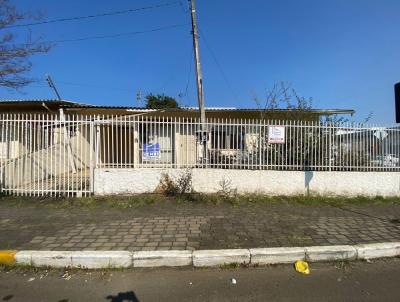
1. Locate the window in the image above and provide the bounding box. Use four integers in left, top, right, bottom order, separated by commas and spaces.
211, 128, 243, 150
211, 130, 226, 149
229, 132, 242, 149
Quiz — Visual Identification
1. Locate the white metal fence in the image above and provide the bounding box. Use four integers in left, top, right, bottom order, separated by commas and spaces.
0, 114, 94, 197
1, 114, 399, 196
97, 115, 400, 171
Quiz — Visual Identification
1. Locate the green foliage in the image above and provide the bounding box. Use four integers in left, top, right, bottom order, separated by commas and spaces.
219, 262, 239, 269
333, 259, 353, 271
145, 94, 179, 109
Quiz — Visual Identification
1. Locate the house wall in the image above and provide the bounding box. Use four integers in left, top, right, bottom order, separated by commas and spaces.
93, 168, 400, 197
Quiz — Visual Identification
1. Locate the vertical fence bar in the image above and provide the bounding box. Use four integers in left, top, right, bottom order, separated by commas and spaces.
78, 114, 82, 196
0, 114, 4, 194
67, 114, 71, 197
40, 114, 44, 196
5, 114, 9, 194
15, 114, 20, 196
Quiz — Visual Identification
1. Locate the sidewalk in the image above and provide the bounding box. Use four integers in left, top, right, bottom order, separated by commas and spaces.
1, 199, 400, 252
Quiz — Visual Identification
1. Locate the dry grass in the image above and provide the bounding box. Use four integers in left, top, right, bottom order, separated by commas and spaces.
0, 193, 399, 208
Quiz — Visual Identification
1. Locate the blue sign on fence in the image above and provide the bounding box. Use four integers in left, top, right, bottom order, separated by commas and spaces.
143, 143, 160, 160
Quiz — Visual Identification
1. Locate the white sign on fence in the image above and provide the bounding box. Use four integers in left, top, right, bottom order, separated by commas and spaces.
268, 126, 285, 144
374, 129, 388, 140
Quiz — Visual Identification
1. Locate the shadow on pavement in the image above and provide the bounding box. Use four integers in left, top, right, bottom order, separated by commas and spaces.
106, 291, 139, 302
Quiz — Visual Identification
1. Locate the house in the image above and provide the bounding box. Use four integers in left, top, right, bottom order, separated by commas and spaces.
0, 98, 355, 161
0, 99, 357, 196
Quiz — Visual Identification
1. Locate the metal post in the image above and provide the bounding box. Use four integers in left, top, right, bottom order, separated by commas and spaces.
59, 109, 77, 173
189, 0, 207, 164
46, 74, 62, 101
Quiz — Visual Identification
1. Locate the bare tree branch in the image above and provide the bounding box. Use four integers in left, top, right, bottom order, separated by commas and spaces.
255, 81, 313, 119
0, 0, 52, 90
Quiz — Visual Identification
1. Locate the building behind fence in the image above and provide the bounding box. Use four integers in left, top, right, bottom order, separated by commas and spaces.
0, 114, 399, 196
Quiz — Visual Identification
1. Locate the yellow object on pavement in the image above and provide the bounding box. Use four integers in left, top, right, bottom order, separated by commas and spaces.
0, 250, 17, 266
295, 260, 310, 275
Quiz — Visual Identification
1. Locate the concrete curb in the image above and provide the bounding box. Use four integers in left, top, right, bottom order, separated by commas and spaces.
193, 249, 250, 267
356, 242, 400, 260
250, 247, 306, 265
14, 251, 132, 269
1, 242, 399, 269
133, 250, 192, 268
305, 245, 357, 262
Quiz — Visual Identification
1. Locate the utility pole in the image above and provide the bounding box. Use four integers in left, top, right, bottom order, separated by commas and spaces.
189, 0, 207, 163
136, 90, 142, 107
46, 74, 62, 101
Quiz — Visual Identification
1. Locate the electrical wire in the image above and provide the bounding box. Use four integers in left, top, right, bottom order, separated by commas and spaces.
178, 0, 190, 13
4, 1, 180, 29
54, 81, 132, 92
28, 23, 188, 45
198, 27, 240, 103
37, 79, 133, 92
183, 47, 193, 98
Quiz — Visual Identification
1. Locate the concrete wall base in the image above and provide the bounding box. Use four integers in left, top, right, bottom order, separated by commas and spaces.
94, 168, 400, 197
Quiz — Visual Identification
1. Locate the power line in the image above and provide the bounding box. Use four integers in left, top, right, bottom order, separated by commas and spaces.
57, 81, 132, 92
198, 27, 240, 103
178, 48, 194, 107
4, 1, 180, 29
183, 46, 194, 98
33, 23, 188, 45
38, 79, 133, 92
178, 0, 189, 13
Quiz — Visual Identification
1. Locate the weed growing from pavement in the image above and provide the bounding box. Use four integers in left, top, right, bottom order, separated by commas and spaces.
333, 259, 353, 271
0, 263, 40, 274
219, 263, 240, 269
219, 262, 250, 269
0, 263, 128, 277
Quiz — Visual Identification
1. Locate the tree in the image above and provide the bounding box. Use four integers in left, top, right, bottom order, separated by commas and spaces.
254, 81, 373, 124
252, 81, 373, 170
145, 94, 179, 109
0, 0, 51, 90
253, 81, 313, 120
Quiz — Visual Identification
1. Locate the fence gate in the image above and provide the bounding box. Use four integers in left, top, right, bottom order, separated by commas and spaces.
0, 114, 95, 197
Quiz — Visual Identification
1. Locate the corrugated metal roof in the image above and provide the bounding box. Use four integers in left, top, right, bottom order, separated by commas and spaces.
0, 99, 62, 102
0, 99, 91, 106
0, 99, 355, 115
182, 106, 237, 110
0, 99, 77, 103
64, 105, 153, 110
178, 107, 355, 115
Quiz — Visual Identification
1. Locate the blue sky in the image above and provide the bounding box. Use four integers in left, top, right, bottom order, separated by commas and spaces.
1, 0, 400, 123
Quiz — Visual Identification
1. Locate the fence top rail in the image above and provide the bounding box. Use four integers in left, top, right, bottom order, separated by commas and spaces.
0, 113, 398, 130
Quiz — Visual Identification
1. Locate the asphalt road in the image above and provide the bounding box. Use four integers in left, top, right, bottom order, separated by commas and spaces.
1, 259, 400, 302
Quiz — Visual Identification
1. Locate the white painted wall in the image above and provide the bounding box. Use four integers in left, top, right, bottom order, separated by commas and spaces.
94, 168, 400, 197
